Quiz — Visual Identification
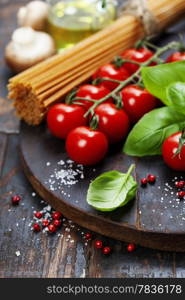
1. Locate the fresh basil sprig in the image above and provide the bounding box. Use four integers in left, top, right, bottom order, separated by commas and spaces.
123, 107, 185, 157
87, 164, 137, 212
141, 61, 185, 105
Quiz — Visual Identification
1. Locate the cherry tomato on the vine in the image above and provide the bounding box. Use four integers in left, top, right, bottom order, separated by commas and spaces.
76, 84, 112, 111
92, 63, 130, 91
93, 103, 130, 144
47, 104, 87, 139
162, 132, 185, 171
166, 52, 185, 63
120, 48, 155, 74
121, 85, 157, 123
66, 126, 108, 165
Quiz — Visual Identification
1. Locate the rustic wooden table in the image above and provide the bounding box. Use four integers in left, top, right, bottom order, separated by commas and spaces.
0, 0, 185, 278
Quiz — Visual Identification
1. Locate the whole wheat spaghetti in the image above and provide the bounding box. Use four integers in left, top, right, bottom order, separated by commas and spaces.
8, 0, 185, 125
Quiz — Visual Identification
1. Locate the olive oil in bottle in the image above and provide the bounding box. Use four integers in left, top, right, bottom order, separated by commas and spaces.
46, 0, 116, 52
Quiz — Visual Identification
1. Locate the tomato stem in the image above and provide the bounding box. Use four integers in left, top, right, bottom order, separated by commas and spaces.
99, 77, 122, 83
82, 41, 182, 118
70, 40, 183, 118
113, 56, 142, 68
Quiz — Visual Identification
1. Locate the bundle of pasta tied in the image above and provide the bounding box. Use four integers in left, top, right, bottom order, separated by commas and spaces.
8, 0, 185, 125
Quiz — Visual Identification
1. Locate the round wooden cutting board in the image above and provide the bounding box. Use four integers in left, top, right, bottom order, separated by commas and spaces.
20, 122, 185, 252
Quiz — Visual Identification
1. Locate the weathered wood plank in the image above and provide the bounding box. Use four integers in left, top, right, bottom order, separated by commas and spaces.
0, 2, 21, 133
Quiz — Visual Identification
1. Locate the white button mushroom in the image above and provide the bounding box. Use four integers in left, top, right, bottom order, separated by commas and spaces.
5, 27, 56, 73
17, 1, 49, 31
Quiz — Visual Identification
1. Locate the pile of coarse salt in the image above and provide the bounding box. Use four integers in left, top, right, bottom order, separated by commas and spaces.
45, 159, 84, 192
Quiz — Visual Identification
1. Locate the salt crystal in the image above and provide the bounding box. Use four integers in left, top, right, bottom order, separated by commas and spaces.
15, 251, 21, 257
45, 159, 85, 191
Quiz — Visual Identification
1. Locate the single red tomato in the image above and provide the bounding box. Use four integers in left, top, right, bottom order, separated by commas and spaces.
92, 63, 130, 91
121, 85, 157, 123
94, 103, 130, 143
76, 84, 112, 111
162, 132, 185, 171
166, 52, 185, 63
66, 126, 108, 165
120, 48, 155, 74
47, 103, 87, 139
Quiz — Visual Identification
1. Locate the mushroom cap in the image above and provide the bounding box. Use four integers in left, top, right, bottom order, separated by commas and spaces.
17, 1, 49, 31
5, 27, 56, 73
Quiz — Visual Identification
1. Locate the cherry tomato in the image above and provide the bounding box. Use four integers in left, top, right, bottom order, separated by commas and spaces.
120, 48, 155, 74
121, 85, 157, 123
92, 63, 130, 91
66, 126, 108, 165
76, 84, 112, 111
94, 103, 130, 143
166, 52, 185, 63
162, 132, 185, 171
47, 103, 87, 139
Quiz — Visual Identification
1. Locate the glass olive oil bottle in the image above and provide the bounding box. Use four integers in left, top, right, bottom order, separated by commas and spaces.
46, 0, 116, 52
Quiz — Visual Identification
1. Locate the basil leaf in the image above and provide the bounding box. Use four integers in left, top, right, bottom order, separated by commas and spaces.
123, 107, 185, 157
166, 82, 185, 115
141, 61, 185, 105
87, 164, 137, 212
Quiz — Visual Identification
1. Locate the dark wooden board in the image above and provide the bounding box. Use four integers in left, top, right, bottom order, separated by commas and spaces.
20, 122, 185, 252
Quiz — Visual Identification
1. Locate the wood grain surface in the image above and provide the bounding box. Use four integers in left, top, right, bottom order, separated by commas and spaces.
0, 0, 185, 278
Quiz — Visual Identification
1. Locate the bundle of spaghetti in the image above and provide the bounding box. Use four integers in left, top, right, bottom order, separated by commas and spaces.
8, 0, 185, 125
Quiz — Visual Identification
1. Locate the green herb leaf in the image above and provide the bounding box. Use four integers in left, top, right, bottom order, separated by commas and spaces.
141, 61, 185, 105
87, 164, 137, 212
123, 107, 185, 157
166, 82, 185, 115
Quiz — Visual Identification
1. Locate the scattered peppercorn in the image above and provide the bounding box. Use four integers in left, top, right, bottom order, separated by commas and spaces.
53, 219, 62, 227
102, 246, 111, 255
85, 232, 92, 240
141, 178, 148, 186
52, 211, 62, 220
127, 243, 136, 252
177, 191, 185, 199
95, 240, 103, 249
175, 181, 185, 189
147, 174, 156, 183
48, 224, 57, 233
42, 219, 49, 227
34, 211, 43, 219
11, 195, 21, 205
33, 223, 41, 232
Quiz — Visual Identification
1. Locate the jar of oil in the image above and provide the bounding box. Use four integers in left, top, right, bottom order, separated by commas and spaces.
46, 0, 117, 52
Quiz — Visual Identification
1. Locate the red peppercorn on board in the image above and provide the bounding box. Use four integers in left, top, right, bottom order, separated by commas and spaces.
20, 122, 185, 252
